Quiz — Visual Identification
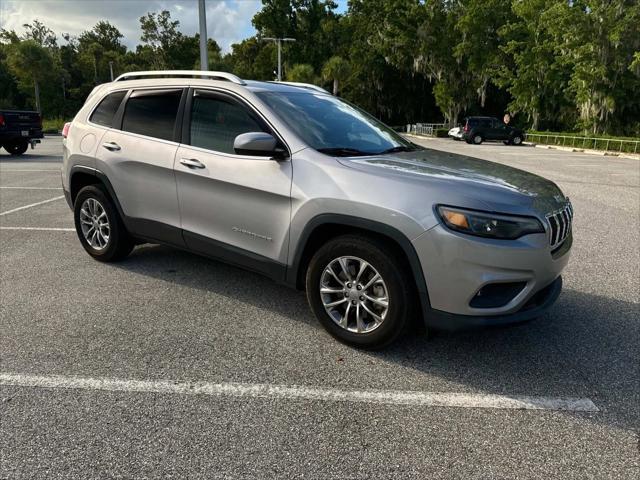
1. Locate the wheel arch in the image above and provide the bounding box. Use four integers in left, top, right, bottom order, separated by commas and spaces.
286, 214, 431, 316
69, 166, 126, 220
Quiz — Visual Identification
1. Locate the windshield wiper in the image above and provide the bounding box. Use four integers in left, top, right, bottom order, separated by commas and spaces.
377, 145, 418, 154
317, 147, 375, 157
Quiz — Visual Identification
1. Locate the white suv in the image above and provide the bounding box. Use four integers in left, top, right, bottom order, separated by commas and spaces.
62, 70, 572, 348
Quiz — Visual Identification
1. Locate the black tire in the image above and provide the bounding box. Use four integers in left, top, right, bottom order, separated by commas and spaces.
305, 235, 414, 349
511, 135, 523, 145
73, 185, 134, 262
472, 134, 483, 145
4, 140, 28, 156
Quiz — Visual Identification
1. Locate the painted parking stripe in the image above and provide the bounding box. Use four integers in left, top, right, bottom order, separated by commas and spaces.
0, 195, 65, 216
0, 373, 599, 412
0, 187, 62, 190
0, 169, 61, 172
0, 227, 74, 232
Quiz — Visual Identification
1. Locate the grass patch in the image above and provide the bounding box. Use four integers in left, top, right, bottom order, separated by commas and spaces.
42, 117, 70, 134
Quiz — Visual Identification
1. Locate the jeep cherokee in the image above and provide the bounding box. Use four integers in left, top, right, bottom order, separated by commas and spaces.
62, 70, 572, 348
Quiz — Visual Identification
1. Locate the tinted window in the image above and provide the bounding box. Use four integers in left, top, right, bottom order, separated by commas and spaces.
90, 91, 126, 127
257, 91, 416, 155
190, 93, 266, 154
122, 90, 181, 141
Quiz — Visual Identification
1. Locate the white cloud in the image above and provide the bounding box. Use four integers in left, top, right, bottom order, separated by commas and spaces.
0, 0, 263, 52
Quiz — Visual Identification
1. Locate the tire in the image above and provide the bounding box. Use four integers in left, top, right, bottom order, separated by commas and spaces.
73, 185, 134, 262
511, 135, 523, 145
305, 234, 414, 349
4, 140, 28, 156
472, 134, 483, 145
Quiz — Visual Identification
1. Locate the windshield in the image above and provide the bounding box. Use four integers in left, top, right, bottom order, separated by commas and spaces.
256, 91, 419, 156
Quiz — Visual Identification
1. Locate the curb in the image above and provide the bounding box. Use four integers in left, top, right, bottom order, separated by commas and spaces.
525, 142, 640, 160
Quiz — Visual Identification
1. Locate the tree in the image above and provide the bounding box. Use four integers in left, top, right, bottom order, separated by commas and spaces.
139, 10, 183, 69
22, 20, 57, 48
6, 40, 55, 112
454, 0, 513, 108
322, 56, 350, 95
497, 0, 572, 130
286, 63, 316, 83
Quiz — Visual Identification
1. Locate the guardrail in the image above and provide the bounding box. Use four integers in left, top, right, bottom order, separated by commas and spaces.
526, 133, 639, 155
406, 123, 447, 136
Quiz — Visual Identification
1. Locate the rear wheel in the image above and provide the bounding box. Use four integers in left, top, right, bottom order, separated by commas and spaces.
511, 135, 523, 145
4, 140, 28, 156
306, 235, 414, 349
73, 185, 134, 262
472, 134, 483, 145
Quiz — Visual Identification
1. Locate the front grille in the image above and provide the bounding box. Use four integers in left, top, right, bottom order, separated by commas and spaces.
546, 202, 573, 247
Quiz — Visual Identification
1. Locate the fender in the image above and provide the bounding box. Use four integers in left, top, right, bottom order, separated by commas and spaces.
286, 213, 431, 317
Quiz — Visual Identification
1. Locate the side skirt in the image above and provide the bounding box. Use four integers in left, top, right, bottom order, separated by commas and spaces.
126, 217, 286, 283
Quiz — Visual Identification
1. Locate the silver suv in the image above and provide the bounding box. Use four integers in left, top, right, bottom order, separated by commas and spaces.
62, 70, 573, 348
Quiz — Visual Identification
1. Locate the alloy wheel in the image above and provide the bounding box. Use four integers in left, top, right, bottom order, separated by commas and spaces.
79, 198, 110, 250
320, 256, 389, 333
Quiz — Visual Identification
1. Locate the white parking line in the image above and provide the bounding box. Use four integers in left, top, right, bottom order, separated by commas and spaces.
0, 195, 65, 216
0, 169, 61, 172
0, 227, 74, 232
0, 187, 62, 190
0, 373, 599, 412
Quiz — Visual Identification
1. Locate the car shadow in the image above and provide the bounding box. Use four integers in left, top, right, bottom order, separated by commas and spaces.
113, 243, 639, 434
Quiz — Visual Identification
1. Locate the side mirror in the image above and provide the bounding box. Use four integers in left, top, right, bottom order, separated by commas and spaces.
233, 132, 286, 158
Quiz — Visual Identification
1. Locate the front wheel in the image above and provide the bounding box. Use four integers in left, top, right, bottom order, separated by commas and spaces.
305, 235, 414, 349
73, 185, 134, 262
511, 135, 523, 145
4, 140, 28, 156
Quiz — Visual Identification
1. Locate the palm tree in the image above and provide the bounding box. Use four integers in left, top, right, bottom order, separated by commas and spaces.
322, 56, 351, 95
286, 64, 316, 84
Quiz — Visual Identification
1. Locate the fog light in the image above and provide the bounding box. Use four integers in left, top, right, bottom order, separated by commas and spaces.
470, 282, 527, 308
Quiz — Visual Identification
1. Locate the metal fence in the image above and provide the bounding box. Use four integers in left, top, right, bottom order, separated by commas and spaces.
526, 133, 640, 155
406, 123, 447, 136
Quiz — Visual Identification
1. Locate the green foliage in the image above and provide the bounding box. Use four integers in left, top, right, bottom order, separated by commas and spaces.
286, 63, 316, 83
434, 128, 449, 138
1, 2, 638, 135
321, 56, 350, 95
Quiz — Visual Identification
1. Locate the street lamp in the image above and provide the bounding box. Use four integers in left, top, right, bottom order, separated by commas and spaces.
262, 37, 296, 81
198, 0, 208, 70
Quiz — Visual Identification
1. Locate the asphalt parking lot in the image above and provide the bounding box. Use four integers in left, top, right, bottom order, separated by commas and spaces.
1, 137, 638, 479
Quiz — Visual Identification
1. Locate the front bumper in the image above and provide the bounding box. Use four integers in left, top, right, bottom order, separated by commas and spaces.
425, 276, 562, 330
412, 224, 571, 328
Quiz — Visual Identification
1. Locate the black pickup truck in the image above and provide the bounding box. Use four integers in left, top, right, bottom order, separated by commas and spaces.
0, 110, 44, 155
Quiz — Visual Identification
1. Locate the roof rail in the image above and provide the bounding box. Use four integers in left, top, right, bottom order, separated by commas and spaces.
114, 70, 245, 85
270, 81, 330, 94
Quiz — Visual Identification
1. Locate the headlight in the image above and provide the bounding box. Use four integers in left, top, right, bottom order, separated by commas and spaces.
436, 205, 544, 240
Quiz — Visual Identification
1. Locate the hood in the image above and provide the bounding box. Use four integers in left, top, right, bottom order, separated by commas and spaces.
338, 148, 568, 215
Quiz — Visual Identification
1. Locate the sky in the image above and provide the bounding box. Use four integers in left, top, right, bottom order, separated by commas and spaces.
0, 0, 347, 53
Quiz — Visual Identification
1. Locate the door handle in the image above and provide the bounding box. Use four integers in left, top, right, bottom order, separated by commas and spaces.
102, 142, 121, 152
179, 158, 206, 169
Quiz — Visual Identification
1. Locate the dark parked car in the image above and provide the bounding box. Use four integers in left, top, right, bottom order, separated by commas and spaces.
462, 116, 525, 145
0, 110, 44, 155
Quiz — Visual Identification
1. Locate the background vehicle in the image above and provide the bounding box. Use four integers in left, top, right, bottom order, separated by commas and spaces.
62, 71, 571, 349
0, 110, 43, 155
448, 126, 462, 140
462, 116, 525, 145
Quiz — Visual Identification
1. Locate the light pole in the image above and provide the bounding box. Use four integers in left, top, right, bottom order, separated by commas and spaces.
198, 0, 208, 70
109, 61, 114, 81
262, 37, 296, 81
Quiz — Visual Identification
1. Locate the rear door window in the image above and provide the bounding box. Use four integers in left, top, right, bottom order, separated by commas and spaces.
189, 91, 267, 154
90, 91, 126, 127
121, 89, 182, 141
